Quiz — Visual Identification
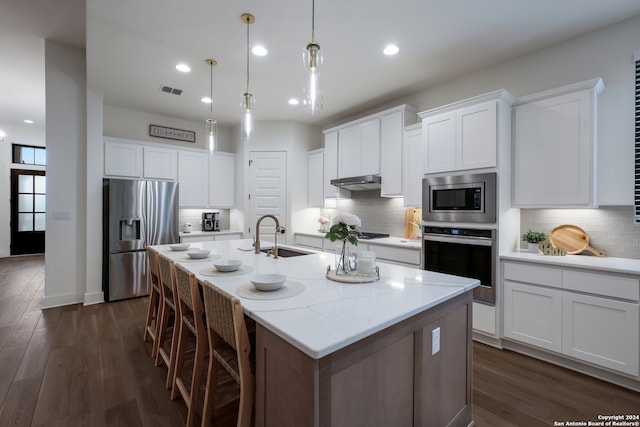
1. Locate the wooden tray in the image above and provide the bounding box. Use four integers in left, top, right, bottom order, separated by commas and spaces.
548, 224, 605, 257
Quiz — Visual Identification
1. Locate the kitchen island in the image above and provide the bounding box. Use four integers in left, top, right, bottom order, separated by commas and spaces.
156, 239, 478, 427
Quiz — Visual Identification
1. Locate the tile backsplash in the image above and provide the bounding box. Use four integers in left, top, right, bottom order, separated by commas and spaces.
328, 191, 409, 238
520, 206, 640, 259
178, 209, 230, 232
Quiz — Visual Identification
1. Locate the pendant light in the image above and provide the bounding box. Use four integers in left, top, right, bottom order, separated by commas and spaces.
303, 0, 322, 113
205, 59, 217, 152
241, 13, 255, 141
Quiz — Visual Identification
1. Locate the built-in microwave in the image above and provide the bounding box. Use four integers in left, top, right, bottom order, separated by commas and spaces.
422, 172, 497, 223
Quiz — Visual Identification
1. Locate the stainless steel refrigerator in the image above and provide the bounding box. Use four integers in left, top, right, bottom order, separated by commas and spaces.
102, 179, 178, 301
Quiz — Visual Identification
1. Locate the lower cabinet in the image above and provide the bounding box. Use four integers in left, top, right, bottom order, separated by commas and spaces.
502, 260, 640, 377
180, 232, 242, 244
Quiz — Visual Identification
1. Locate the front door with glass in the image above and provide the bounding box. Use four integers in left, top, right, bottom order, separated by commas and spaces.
11, 169, 46, 255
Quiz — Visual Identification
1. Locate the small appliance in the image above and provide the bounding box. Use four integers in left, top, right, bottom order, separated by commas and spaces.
202, 212, 220, 231
183, 223, 192, 233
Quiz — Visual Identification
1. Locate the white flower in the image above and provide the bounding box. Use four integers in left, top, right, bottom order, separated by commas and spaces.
333, 213, 362, 228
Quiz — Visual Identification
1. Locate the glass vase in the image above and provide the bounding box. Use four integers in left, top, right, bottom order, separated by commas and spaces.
335, 241, 349, 275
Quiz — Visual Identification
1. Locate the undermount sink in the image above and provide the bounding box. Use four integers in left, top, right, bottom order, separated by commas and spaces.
260, 247, 312, 258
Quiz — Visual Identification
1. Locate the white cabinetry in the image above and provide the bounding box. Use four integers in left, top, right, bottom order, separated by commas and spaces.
143, 146, 177, 180
380, 106, 418, 197
419, 91, 512, 174
180, 232, 242, 244
210, 152, 235, 208
402, 123, 423, 207
178, 151, 209, 207
308, 149, 324, 207
104, 140, 143, 178
502, 260, 639, 376
323, 131, 348, 200
513, 78, 604, 208
338, 118, 380, 178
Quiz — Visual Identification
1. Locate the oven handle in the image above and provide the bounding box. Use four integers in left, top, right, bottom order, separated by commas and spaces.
422, 234, 494, 247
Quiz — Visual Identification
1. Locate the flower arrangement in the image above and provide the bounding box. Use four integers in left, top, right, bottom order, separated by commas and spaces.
318, 216, 330, 232
325, 213, 361, 274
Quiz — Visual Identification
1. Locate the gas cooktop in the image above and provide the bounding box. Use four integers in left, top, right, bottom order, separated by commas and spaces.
356, 232, 390, 240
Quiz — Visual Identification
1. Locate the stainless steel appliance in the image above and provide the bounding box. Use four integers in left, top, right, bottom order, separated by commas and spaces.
422, 226, 496, 304
103, 179, 178, 301
422, 172, 496, 223
202, 212, 220, 231
330, 175, 381, 191
356, 231, 390, 240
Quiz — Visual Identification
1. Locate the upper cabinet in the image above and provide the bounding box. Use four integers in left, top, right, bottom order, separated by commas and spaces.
337, 118, 381, 178
104, 139, 143, 178
402, 123, 423, 207
178, 150, 210, 207
323, 104, 417, 198
419, 91, 513, 174
179, 150, 236, 208
143, 145, 177, 180
513, 78, 604, 208
210, 152, 235, 208
308, 149, 324, 207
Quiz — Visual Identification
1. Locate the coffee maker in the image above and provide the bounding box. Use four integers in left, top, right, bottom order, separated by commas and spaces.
202, 212, 220, 231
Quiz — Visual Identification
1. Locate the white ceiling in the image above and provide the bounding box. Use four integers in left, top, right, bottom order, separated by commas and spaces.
2, 0, 640, 132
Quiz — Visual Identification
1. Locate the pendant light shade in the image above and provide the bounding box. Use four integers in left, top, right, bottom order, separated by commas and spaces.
205, 59, 217, 152
241, 13, 255, 141
303, 0, 322, 113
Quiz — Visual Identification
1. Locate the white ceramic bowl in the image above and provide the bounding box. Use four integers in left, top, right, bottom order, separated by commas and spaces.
250, 274, 286, 291
212, 259, 242, 272
187, 249, 211, 259
170, 243, 190, 251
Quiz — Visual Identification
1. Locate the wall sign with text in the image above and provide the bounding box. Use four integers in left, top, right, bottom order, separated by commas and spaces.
149, 125, 196, 143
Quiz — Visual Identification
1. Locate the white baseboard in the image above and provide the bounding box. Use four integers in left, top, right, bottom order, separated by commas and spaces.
83, 291, 105, 306
40, 292, 84, 309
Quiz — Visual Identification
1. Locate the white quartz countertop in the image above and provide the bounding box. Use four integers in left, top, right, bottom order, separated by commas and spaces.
501, 251, 640, 275
294, 231, 422, 250
154, 239, 477, 359
179, 229, 242, 237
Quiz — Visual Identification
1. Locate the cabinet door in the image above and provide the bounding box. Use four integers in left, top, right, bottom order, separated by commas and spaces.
178, 151, 209, 207
456, 101, 497, 171
422, 111, 456, 174
180, 234, 214, 243
214, 233, 242, 241
359, 119, 380, 175
295, 234, 324, 250
104, 140, 143, 177
562, 293, 639, 376
403, 125, 423, 207
337, 126, 360, 178
143, 146, 177, 180
514, 89, 595, 207
210, 152, 235, 208
308, 149, 324, 207
380, 112, 403, 196
323, 132, 347, 200
503, 281, 562, 352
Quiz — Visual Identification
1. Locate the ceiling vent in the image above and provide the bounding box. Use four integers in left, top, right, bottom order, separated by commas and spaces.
159, 85, 183, 96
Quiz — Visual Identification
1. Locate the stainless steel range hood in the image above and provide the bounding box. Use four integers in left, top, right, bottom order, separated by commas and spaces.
330, 175, 381, 191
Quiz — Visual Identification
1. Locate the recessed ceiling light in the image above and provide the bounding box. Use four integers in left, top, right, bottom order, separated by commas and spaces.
383, 44, 399, 56
176, 63, 191, 72
24, 119, 34, 124
201, 96, 213, 104
252, 45, 268, 56
288, 98, 299, 105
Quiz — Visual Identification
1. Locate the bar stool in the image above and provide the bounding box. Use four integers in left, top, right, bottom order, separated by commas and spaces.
200, 280, 255, 427
143, 247, 161, 357
155, 253, 179, 389
171, 263, 208, 427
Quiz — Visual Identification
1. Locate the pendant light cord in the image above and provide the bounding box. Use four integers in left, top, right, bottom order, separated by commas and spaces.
245, 17, 250, 93
210, 63, 213, 116
311, 0, 316, 43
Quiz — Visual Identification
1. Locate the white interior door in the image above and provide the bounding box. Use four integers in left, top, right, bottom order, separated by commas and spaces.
249, 151, 287, 244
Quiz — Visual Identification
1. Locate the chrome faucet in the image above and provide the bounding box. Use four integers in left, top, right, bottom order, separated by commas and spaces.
254, 214, 283, 258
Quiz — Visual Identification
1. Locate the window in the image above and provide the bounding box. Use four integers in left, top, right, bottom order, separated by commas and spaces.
17, 174, 46, 232
12, 144, 46, 166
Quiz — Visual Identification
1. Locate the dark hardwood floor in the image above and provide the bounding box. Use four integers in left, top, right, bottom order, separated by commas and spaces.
0, 255, 637, 426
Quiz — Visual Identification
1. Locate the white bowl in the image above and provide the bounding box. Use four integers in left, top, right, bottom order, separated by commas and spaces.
170, 243, 190, 251
250, 274, 286, 291
187, 249, 211, 259
212, 259, 242, 272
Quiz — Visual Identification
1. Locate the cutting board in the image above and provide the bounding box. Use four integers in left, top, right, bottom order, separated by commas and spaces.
548, 224, 605, 257
404, 208, 422, 239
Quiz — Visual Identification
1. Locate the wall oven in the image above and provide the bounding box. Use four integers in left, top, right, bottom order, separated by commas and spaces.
422, 172, 496, 223
422, 226, 496, 305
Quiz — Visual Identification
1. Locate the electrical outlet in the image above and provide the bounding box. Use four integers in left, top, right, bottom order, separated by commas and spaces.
432, 327, 441, 355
